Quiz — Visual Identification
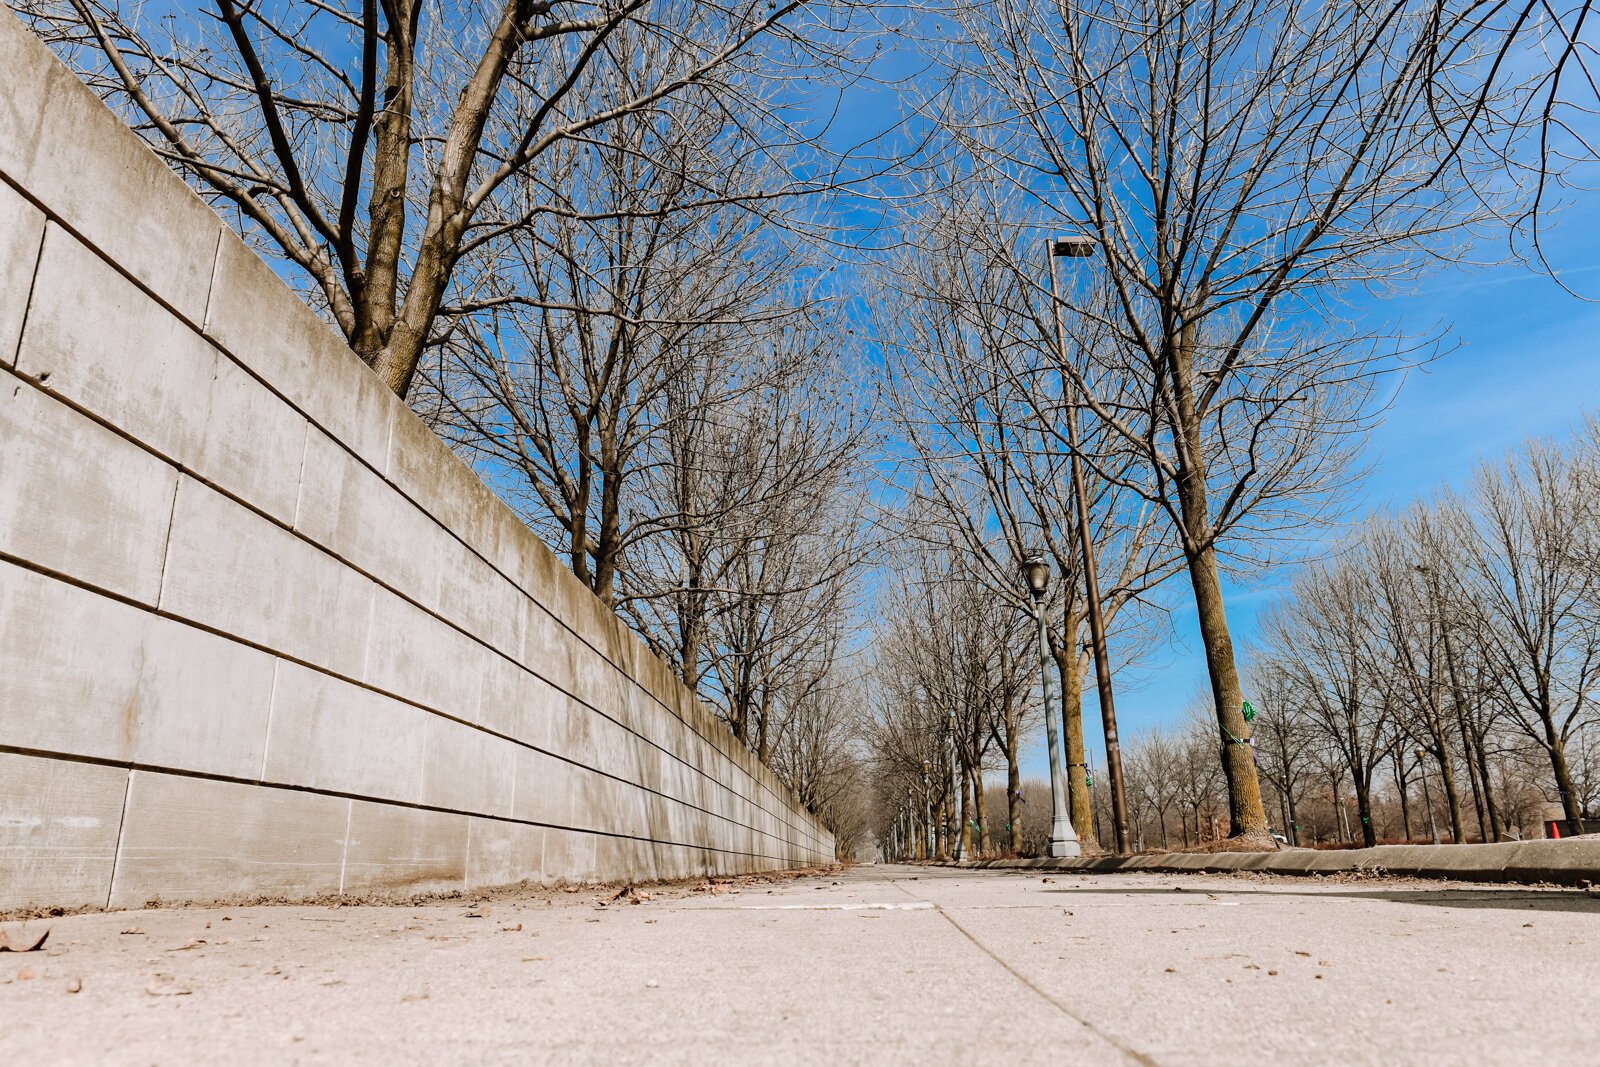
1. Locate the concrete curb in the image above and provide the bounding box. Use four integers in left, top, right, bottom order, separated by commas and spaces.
962, 839, 1600, 886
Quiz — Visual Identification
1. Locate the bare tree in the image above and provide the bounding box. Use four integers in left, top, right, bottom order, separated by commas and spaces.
928, 0, 1519, 844
1259, 550, 1396, 848
1124, 727, 1181, 849
1366, 510, 1471, 841
866, 545, 1037, 857
1245, 659, 1316, 845
1444, 441, 1600, 831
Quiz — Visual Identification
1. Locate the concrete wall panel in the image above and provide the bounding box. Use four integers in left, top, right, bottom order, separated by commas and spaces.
109, 773, 348, 909
511, 747, 576, 828
418, 714, 515, 818
341, 802, 467, 897
0, 753, 126, 911
465, 819, 544, 890
295, 425, 447, 611
362, 586, 489, 720
541, 827, 600, 885
0, 7, 832, 914
261, 661, 429, 804
159, 477, 375, 680
0, 367, 177, 605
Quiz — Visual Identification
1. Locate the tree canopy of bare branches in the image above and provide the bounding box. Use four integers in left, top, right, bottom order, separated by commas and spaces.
21, 0, 857, 395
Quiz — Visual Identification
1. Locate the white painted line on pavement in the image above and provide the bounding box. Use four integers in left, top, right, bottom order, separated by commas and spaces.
736, 902, 936, 911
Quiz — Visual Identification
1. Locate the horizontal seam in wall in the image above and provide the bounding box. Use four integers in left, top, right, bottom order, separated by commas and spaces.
0, 368, 820, 842
0, 172, 816, 826
0, 744, 828, 863
0, 550, 827, 852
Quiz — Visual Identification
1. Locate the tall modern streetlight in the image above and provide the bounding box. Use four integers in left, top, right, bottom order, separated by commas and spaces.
1046, 233, 1132, 855
1020, 552, 1082, 858
1416, 748, 1441, 845
948, 709, 965, 861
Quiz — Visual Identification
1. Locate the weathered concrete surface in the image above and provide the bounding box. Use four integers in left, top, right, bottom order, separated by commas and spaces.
971, 839, 1600, 886
2, 864, 1596, 1065
0, 5, 831, 913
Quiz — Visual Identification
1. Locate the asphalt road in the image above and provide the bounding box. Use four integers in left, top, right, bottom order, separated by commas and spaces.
3, 864, 1597, 1065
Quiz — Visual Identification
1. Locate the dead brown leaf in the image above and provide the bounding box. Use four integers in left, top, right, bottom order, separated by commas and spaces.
16, 966, 37, 981
0, 929, 49, 953
500, 923, 523, 933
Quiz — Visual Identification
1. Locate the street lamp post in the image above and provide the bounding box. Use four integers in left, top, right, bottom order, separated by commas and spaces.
1020, 553, 1081, 858
921, 761, 936, 861
1046, 234, 1132, 855
948, 709, 965, 861
908, 787, 920, 859
1416, 748, 1441, 845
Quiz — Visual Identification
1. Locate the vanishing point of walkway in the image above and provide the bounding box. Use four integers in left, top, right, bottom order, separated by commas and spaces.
4, 864, 1596, 1064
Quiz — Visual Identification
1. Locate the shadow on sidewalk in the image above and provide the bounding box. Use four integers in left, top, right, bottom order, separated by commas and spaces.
1034, 885, 1600, 915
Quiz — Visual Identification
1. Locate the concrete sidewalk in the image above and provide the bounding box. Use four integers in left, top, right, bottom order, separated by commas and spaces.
2, 864, 1597, 1065
970, 838, 1600, 885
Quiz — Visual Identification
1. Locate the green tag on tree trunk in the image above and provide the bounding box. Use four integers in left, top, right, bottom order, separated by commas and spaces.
1241, 700, 1256, 722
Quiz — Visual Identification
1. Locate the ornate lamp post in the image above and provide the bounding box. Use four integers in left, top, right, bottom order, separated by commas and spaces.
1020, 553, 1081, 858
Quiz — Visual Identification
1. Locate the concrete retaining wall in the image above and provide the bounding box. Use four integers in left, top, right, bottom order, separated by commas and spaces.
0, 9, 833, 913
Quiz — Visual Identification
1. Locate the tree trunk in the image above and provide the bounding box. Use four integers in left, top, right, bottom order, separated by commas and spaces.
1472, 733, 1505, 842
1354, 777, 1376, 848
973, 767, 990, 856
1006, 734, 1023, 854
1459, 718, 1487, 843
1169, 328, 1269, 844
1286, 789, 1300, 846
1181, 541, 1269, 840
1394, 763, 1413, 843
1055, 645, 1097, 851
1545, 726, 1585, 830
1435, 746, 1465, 843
